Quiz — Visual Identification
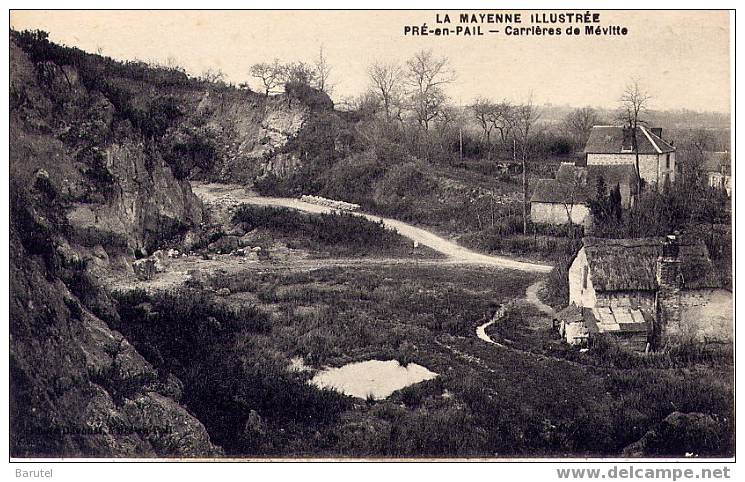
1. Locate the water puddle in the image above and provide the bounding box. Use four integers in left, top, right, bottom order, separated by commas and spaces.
310, 359, 438, 400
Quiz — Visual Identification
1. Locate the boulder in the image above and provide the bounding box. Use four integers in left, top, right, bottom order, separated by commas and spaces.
187, 268, 203, 283
180, 230, 203, 252
208, 235, 241, 254
132, 257, 163, 281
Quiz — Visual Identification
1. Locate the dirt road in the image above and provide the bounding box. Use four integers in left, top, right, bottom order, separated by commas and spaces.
192, 182, 552, 273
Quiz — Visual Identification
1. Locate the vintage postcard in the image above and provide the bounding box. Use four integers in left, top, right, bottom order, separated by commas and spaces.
7, 6, 734, 472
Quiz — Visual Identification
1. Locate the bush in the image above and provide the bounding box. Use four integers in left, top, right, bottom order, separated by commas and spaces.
232, 204, 402, 254
378, 162, 437, 198
317, 154, 384, 204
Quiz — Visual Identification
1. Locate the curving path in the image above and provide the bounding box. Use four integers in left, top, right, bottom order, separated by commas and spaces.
192, 182, 552, 273
475, 305, 506, 346
525, 280, 555, 317
475, 280, 556, 345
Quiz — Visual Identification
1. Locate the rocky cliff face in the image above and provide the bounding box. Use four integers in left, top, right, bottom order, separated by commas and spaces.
10, 182, 221, 457
187, 88, 309, 183
11, 37, 204, 253
10, 32, 222, 457
9, 30, 336, 456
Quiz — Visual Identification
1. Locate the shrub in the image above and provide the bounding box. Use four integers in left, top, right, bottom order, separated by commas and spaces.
231, 204, 402, 254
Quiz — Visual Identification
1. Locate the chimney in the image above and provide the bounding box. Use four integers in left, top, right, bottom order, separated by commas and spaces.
650, 127, 663, 139
654, 234, 682, 347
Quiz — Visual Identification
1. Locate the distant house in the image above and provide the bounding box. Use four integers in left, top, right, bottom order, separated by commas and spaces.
703, 151, 731, 196
565, 235, 732, 348
582, 126, 676, 188
530, 163, 638, 227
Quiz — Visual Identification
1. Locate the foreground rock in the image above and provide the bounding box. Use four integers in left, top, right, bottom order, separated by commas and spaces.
10, 227, 221, 457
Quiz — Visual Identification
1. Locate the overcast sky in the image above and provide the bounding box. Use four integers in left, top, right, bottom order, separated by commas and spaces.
10, 10, 731, 113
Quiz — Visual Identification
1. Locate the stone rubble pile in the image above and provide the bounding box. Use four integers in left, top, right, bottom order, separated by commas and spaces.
300, 195, 360, 212
211, 194, 244, 212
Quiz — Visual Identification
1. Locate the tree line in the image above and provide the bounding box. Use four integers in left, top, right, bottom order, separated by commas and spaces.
247, 46, 333, 96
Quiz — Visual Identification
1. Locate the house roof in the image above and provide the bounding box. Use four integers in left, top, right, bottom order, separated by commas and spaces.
530, 178, 592, 204
584, 126, 676, 155
557, 163, 639, 189
556, 304, 584, 323
581, 237, 721, 292
531, 164, 638, 204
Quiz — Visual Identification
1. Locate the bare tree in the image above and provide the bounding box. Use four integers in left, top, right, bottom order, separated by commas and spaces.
559, 167, 588, 237
314, 45, 333, 95
200, 67, 226, 85
469, 98, 514, 161
339, 90, 381, 118
513, 95, 541, 234
562, 106, 599, 149
618, 79, 651, 191
403, 50, 456, 131
368, 61, 402, 120
470, 97, 497, 158
249, 59, 286, 96
284, 61, 318, 87
490, 101, 515, 149
678, 129, 715, 183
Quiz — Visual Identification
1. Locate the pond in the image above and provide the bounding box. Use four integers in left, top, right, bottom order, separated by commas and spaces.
309, 359, 438, 400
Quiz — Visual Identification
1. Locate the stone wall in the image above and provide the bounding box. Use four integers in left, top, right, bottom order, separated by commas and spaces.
531, 202, 590, 227
568, 248, 596, 308
675, 289, 733, 342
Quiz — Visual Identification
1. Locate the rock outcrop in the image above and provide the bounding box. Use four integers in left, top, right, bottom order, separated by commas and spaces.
10, 31, 221, 457
9, 29, 337, 458
10, 222, 220, 457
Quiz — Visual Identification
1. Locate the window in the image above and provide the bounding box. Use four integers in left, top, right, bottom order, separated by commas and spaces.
665, 154, 670, 169
582, 266, 588, 289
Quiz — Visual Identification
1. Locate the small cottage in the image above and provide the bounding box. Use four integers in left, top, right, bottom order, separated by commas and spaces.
582, 125, 676, 189
567, 235, 731, 347
703, 151, 731, 196
530, 163, 638, 227
530, 178, 592, 227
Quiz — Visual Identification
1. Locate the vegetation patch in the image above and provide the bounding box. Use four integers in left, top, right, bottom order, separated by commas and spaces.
232, 203, 435, 258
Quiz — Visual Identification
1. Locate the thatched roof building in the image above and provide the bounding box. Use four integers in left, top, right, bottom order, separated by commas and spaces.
581, 237, 721, 292
567, 235, 731, 349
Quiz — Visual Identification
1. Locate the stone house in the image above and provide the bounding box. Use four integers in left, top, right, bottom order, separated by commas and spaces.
703, 151, 731, 196
581, 126, 676, 188
566, 235, 731, 348
530, 163, 638, 227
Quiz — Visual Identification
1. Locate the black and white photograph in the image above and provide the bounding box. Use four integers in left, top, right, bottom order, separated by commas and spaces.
5, 4, 737, 474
